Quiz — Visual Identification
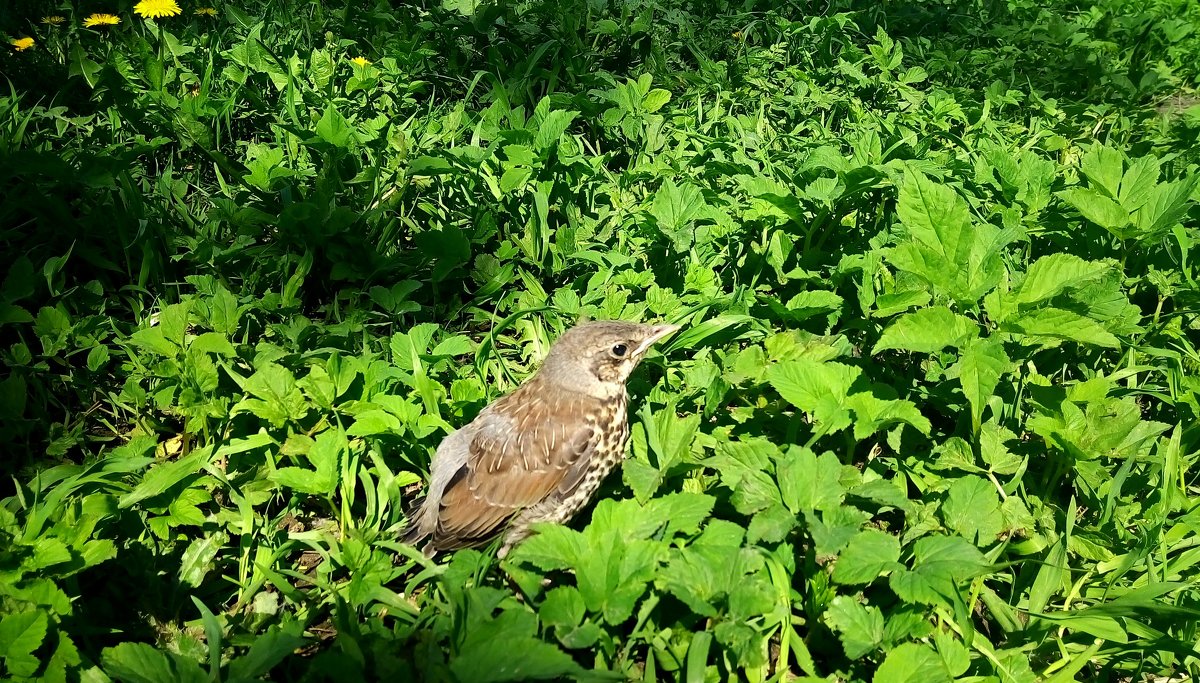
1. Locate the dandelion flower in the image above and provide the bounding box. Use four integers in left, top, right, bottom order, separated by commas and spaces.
350, 56, 371, 67
84, 13, 122, 27
194, 7, 218, 16
41, 16, 67, 25
11, 37, 35, 51
134, 0, 183, 19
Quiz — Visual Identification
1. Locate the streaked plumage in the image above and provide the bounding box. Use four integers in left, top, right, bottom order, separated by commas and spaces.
401, 320, 679, 557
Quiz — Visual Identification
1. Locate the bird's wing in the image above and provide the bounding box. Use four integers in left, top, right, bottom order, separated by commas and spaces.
432, 385, 602, 546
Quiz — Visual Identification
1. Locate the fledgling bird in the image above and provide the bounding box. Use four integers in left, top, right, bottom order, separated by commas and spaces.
401, 320, 680, 558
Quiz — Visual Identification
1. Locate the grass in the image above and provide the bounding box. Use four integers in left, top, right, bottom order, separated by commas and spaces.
2, 0, 1200, 680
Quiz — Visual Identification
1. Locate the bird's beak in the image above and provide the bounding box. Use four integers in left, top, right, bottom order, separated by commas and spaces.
634, 324, 681, 356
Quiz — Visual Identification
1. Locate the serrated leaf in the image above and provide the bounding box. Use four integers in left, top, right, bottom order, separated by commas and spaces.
651, 179, 707, 252
179, 532, 227, 587
227, 623, 306, 680
832, 528, 902, 585
0, 610, 48, 677
948, 337, 1010, 429
1057, 187, 1131, 235
778, 449, 844, 514
1006, 308, 1120, 348
873, 306, 977, 354
941, 475, 1003, 545
101, 642, 208, 683
766, 359, 860, 435
1012, 253, 1109, 306
534, 109, 579, 150
873, 642, 952, 683
824, 596, 885, 659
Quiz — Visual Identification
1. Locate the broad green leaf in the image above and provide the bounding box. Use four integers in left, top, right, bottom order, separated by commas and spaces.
1057, 187, 1131, 236
941, 475, 1003, 545
1132, 175, 1199, 238
346, 409, 402, 436
651, 179, 707, 252
1012, 254, 1109, 307
450, 610, 582, 682
777, 449, 844, 514
1006, 308, 1120, 348
128, 327, 178, 357
101, 642, 208, 683
314, 104, 356, 148
824, 596, 885, 659
889, 535, 990, 607
179, 532, 227, 587
845, 393, 932, 439
1079, 143, 1124, 198
1117, 155, 1160, 211
534, 109, 579, 150
237, 362, 309, 426
766, 359, 860, 435
873, 306, 978, 354
642, 88, 672, 112
0, 610, 48, 678
832, 528, 902, 585
873, 642, 952, 683
119, 449, 211, 509
947, 337, 1010, 429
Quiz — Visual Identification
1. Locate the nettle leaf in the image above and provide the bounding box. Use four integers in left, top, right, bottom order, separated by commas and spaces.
1003, 308, 1120, 349
873, 642, 952, 683
766, 359, 859, 435
271, 428, 343, 494
1132, 175, 1199, 239
1011, 254, 1109, 308
1057, 188, 1132, 238
873, 306, 978, 354
450, 608, 582, 682
946, 337, 1010, 429
824, 595, 885, 659
651, 179, 708, 252
941, 475, 1003, 545
1079, 143, 1124, 198
534, 109, 579, 150
778, 448, 844, 514
236, 362, 310, 426
832, 528, 902, 585
889, 535, 990, 607
0, 610, 48, 678
888, 169, 1014, 304
845, 392, 932, 439
101, 642, 208, 683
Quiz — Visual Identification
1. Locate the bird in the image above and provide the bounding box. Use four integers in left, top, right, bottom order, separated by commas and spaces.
401, 320, 680, 558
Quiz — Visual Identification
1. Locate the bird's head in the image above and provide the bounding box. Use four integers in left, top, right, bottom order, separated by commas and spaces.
538, 320, 680, 399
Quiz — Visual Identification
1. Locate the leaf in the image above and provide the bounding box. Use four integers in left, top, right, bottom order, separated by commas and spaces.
832, 528, 902, 585
534, 109, 579, 150
824, 596, 884, 659
947, 337, 1010, 429
874, 306, 978, 354
450, 610, 582, 682
1117, 155, 1160, 211
651, 179, 708, 252
1079, 143, 1124, 199
314, 104, 356, 148
0, 610, 48, 678
1132, 175, 1199, 238
642, 88, 672, 112
777, 449, 844, 514
1057, 187, 1131, 236
237, 362, 309, 427
227, 623, 306, 681
128, 327, 178, 357
766, 359, 860, 435
120, 449, 211, 509
1006, 308, 1120, 348
845, 393, 932, 439
346, 409, 401, 436
101, 642, 208, 683
889, 535, 990, 607
873, 642, 952, 683
179, 532, 227, 587
1012, 254, 1109, 307
941, 475, 1003, 545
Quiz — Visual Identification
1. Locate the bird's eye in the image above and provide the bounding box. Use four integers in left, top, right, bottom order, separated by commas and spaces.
610, 343, 628, 358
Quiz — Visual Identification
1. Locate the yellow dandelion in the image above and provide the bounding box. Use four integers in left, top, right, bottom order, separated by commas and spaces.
41, 16, 67, 25
83, 13, 121, 27
732, 31, 742, 39
350, 56, 371, 67
194, 7, 218, 16
134, 0, 183, 19
11, 37, 35, 52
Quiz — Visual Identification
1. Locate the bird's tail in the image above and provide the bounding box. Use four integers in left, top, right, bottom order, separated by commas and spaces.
398, 497, 429, 545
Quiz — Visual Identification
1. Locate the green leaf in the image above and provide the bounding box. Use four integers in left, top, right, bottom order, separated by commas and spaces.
236, 362, 309, 427
1132, 175, 1199, 238
227, 623, 306, 681
832, 528, 902, 585
101, 642, 208, 683
947, 337, 1010, 429
873, 642, 952, 683
314, 104, 356, 148
873, 306, 978, 354
824, 595, 884, 659
1012, 254, 1109, 307
179, 532, 227, 587
778, 448, 845, 514
651, 179, 708, 252
1057, 187, 1131, 236
1005, 308, 1120, 348
642, 88, 672, 112
128, 327, 178, 357
0, 610, 48, 678
86, 345, 111, 371
766, 359, 860, 435
450, 609, 582, 682
1079, 143, 1124, 199
534, 109, 579, 150
889, 535, 990, 606
941, 475, 1003, 545
120, 449, 210, 509
346, 409, 402, 436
